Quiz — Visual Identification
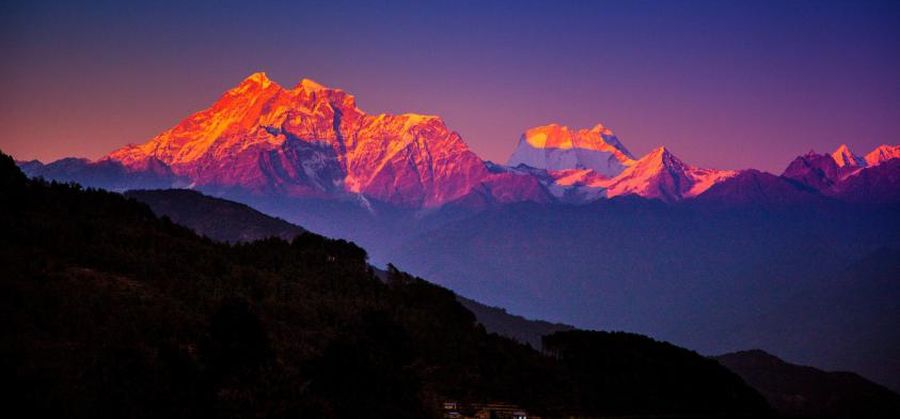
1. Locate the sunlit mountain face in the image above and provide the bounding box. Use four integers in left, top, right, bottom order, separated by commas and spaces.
20, 73, 900, 209
94, 73, 547, 209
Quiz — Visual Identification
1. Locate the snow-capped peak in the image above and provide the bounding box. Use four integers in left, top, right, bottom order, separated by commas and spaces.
507, 123, 635, 177
646, 146, 677, 163
296, 78, 328, 92
600, 147, 735, 202
589, 123, 614, 136
223, 72, 281, 98
104, 72, 552, 209
622, 146, 681, 175
831, 144, 865, 167
864, 144, 900, 166
241, 71, 273, 88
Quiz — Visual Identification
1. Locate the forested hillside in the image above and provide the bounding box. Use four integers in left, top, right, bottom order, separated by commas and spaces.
125, 189, 305, 242
0, 151, 769, 418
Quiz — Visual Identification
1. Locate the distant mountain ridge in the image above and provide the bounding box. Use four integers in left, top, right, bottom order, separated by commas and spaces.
715, 350, 900, 418
456, 296, 574, 349
17, 72, 900, 208
124, 189, 305, 242
125, 187, 573, 349
391, 198, 900, 393
782, 146, 900, 202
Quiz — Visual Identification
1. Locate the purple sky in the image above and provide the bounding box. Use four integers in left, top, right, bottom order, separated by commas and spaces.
1, 0, 898, 172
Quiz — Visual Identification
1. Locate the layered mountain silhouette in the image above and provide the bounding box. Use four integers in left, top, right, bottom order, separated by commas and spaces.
124, 187, 572, 349
1, 151, 776, 418
715, 350, 900, 418
46, 175, 900, 418
13, 73, 900, 394
124, 189, 305, 243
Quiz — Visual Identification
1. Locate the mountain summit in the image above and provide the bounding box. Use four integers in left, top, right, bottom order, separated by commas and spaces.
105, 73, 542, 207
781, 144, 900, 196
600, 146, 736, 202
831, 144, 865, 168
507, 123, 635, 177
865, 144, 900, 166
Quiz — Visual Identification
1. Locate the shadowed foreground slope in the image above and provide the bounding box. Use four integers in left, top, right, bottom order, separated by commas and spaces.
0, 151, 769, 418
123, 186, 900, 418
125, 188, 575, 350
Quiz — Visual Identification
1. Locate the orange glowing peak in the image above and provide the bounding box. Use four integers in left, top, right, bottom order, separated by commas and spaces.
523, 123, 620, 152
648, 146, 671, 157
831, 144, 864, 167
104, 71, 540, 208
508, 122, 636, 177
245, 71, 270, 82
864, 144, 900, 166
641, 146, 681, 168
241, 71, 275, 88
589, 123, 614, 136
400, 113, 439, 123
295, 78, 328, 92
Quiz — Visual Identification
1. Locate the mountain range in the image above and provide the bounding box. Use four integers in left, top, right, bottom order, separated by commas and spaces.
13, 73, 900, 394
19, 72, 900, 208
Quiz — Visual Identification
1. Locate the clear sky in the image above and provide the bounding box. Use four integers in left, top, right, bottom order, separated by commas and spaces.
1, 0, 898, 172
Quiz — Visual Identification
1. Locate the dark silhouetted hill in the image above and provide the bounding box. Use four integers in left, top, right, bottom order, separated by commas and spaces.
126, 189, 570, 349
125, 189, 305, 242
457, 296, 574, 349
715, 350, 900, 418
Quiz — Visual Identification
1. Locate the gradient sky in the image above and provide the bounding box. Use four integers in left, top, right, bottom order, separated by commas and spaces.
1, 0, 898, 172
